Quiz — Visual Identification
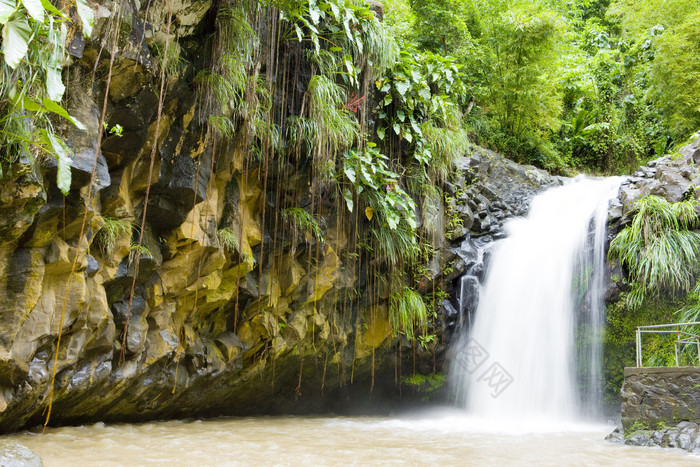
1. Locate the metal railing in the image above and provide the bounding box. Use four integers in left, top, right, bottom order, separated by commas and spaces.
635, 322, 700, 367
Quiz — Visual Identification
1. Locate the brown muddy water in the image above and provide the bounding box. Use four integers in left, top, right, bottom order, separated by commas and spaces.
4, 411, 698, 466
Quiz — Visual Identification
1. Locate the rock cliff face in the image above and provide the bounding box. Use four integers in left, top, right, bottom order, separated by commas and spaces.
0, 1, 562, 432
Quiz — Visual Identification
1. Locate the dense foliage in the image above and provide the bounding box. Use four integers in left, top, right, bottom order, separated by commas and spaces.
0, 0, 92, 190
385, 0, 700, 173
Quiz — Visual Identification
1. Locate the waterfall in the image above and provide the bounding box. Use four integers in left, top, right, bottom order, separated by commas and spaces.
450, 176, 622, 421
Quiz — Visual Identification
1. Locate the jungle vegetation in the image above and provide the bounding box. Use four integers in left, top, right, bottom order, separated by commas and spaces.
385, 0, 700, 174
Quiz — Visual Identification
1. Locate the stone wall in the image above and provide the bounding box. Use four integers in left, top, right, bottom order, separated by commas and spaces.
611, 367, 700, 452
621, 367, 700, 432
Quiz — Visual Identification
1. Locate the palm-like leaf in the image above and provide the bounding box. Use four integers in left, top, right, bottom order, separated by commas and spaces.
609, 195, 700, 308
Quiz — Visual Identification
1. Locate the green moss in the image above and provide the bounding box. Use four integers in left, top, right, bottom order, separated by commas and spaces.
402, 373, 445, 401
625, 420, 652, 437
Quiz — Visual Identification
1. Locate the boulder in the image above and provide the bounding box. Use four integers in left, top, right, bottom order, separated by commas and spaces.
0, 441, 43, 467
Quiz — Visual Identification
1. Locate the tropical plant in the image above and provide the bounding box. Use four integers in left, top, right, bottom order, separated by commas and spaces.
609, 195, 700, 309
0, 0, 91, 190
95, 217, 132, 256
303, 74, 358, 162
389, 285, 428, 340
342, 145, 416, 227
217, 227, 239, 253
282, 207, 324, 242
129, 243, 152, 265
374, 49, 468, 177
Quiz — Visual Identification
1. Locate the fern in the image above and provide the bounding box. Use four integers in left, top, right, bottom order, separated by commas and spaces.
282, 207, 324, 242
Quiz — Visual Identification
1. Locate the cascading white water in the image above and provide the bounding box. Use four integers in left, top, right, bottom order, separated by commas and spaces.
450, 176, 622, 421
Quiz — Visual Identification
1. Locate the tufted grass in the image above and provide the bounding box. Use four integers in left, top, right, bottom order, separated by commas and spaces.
95, 217, 132, 256
609, 195, 700, 309
389, 286, 428, 341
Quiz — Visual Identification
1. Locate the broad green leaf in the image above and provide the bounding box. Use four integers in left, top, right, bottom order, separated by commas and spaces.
42, 97, 70, 119
377, 126, 385, 140
42, 98, 86, 129
410, 69, 421, 83
361, 166, 372, 184
395, 80, 409, 96
329, 1, 340, 18
344, 188, 353, 212
344, 164, 356, 183
69, 116, 86, 130
343, 56, 356, 86
47, 132, 72, 195
311, 31, 320, 54
0, 0, 15, 25
2, 15, 31, 69
75, 0, 94, 37
354, 30, 363, 55
343, 16, 352, 42
46, 66, 65, 101
20, 0, 43, 22
396, 109, 405, 122
392, 121, 400, 135
309, 4, 320, 24
403, 131, 412, 143
386, 210, 399, 230
383, 94, 392, 106
405, 214, 417, 230
418, 86, 431, 101
20, 95, 42, 112
40, 0, 62, 16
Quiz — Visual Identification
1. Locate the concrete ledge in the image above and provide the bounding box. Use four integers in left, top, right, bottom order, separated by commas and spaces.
624, 366, 700, 377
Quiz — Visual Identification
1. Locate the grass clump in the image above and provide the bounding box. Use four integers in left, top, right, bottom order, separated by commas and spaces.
304, 74, 358, 162
609, 195, 700, 309
95, 217, 132, 256
389, 286, 428, 341
282, 207, 324, 243
217, 227, 239, 253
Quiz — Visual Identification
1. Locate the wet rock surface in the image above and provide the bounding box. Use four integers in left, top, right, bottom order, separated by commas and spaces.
608, 422, 700, 454
613, 367, 700, 454
439, 147, 563, 341
0, 441, 43, 467
610, 137, 700, 227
